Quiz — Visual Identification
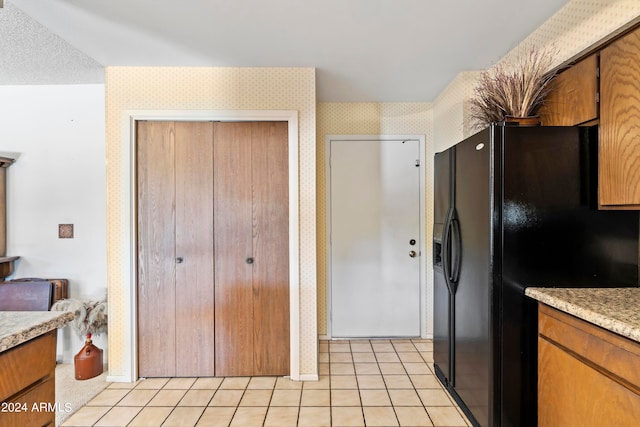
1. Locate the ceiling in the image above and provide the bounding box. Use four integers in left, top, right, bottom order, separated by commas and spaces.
8, 0, 568, 102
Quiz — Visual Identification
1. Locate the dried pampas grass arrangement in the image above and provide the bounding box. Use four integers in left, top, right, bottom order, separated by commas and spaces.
51, 299, 108, 338
469, 47, 557, 131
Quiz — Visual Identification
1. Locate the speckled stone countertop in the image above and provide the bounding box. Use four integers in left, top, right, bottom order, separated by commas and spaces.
525, 287, 640, 343
0, 311, 74, 352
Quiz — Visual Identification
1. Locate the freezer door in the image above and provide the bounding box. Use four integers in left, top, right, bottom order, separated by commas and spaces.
433, 148, 453, 385
453, 129, 492, 427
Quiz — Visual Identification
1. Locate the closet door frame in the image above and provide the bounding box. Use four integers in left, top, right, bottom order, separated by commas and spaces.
122, 110, 300, 382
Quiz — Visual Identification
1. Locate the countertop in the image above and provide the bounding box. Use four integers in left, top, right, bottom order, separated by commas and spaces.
0, 311, 74, 352
525, 287, 640, 343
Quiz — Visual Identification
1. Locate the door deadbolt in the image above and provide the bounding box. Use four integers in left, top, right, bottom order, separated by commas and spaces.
409, 239, 416, 246
246, 257, 254, 264
409, 250, 417, 258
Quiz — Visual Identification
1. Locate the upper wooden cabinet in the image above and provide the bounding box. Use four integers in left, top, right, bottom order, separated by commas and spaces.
538, 54, 599, 126
599, 26, 640, 208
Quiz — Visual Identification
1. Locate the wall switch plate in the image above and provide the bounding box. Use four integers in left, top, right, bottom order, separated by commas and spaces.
59, 224, 74, 238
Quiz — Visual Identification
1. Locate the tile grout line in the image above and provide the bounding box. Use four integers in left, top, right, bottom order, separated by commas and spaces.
187, 379, 216, 427
390, 340, 406, 427
95, 384, 162, 427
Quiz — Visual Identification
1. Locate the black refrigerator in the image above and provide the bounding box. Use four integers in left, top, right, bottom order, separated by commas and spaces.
432, 124, 639, 427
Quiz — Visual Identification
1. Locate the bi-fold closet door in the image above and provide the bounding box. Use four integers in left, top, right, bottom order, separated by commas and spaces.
137, 120, 289, 378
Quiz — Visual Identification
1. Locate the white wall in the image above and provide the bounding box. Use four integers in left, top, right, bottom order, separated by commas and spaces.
0, 84, 107, 362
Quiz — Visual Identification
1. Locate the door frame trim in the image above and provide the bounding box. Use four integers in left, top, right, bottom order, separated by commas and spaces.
325, 134, 427, 339
119, 110, 300, 381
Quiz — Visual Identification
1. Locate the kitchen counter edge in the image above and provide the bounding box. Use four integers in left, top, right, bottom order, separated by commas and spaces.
525, 287, 640, 344
0, 311, 74, 352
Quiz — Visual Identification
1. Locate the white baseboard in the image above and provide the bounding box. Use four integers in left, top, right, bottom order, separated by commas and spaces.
106, 375, 136, 383
299, 374, 319, 381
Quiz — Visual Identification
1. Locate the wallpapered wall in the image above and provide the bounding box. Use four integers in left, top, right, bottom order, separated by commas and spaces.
433, 0, 640, 154
105, 67, 317, 380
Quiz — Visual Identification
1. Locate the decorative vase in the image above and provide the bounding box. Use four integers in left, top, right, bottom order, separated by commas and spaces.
502, 115, 542, 127
74, 333, 103, 380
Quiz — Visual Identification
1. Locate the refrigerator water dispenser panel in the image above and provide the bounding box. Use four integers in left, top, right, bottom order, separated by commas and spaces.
433, 239, 442, 268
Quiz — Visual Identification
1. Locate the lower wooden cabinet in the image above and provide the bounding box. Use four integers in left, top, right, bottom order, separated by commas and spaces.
0, 330, 57, 427
538, 304, 640, 427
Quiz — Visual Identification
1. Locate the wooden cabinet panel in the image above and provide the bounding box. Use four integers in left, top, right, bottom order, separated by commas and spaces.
538, 304, 640, 427
0, 330, 55, 401
3, 378, 55, 427
0, 331, 56, 427
539, 303, 640, 389
539, 337, 640, 427
539, 54, 599, 126
599, 26, 640, 207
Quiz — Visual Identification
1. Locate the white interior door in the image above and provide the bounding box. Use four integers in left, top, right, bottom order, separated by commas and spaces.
330, 138, 421, 337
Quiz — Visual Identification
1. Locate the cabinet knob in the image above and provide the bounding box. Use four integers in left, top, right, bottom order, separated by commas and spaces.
246, 257, 254, 265
176, 257, 184, 264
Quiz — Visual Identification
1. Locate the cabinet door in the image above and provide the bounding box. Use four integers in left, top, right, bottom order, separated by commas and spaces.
599, 27, 640, 207
539, 337, 640, 427
538, 304, 640, 427
538, 54, 599, 126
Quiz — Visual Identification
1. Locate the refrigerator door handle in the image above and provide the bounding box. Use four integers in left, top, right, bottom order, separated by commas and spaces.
450, 216, 462, 286
442, 209, 453, 294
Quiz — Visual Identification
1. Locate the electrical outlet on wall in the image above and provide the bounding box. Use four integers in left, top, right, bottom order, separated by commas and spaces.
59, 224, 74, 239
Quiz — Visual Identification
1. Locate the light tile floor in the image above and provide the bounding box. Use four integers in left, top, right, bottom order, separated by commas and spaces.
62, 339, 471, 426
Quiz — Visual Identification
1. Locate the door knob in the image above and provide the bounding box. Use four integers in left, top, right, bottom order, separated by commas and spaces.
176, 257, 184, 264
409, 250, 417, 258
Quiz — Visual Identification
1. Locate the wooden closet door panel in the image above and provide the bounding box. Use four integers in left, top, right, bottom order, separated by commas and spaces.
137, 121, 177, 377
251, 122, 290, 376
214, 122, 254, 376
174, 121, 215, 377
